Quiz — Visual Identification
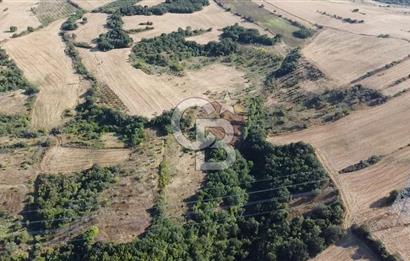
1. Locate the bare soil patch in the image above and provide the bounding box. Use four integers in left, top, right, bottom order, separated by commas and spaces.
3, 20, 87, 130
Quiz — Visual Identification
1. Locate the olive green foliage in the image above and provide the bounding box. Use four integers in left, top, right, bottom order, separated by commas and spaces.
0, 48, 38, 93
131, 25, 277, 72
272, 48, 301, 78
96, 14, 133, 51
221, 23, 280, 45
292, 28, 313, 39
158, 160, 170, 190
351, 225, 399, 261
98, 0, 209, 16
0, 114, 30, 137
61, 9, 85, 31
339, 155, 383, 174
94, 0, 139, 14
28, 166, 120, 230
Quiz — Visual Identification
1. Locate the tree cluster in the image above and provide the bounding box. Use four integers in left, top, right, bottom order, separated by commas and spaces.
96, 14, 133, 51
27, 166, 121, 230
221, 24, 280, 45
0, 48, 38, 94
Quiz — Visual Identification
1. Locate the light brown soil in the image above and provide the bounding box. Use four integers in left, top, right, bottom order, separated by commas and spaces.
3, 20, 87, 130
0, 0, 41, 41
0, 90, 28, 115
40, 146, 131, 173
78, 47, 249, 118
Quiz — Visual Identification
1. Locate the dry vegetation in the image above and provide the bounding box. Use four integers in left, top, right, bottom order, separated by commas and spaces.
34, 0, 77, 26
0, 90, 28, 115
40, 146, 131, 173
3, 20, 87, 130
0, 0, 41, 41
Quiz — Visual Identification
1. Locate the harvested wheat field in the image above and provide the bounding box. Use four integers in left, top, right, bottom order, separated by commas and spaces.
0, 90, 28, 115
78, 47, 249, 118
258, 0, 410, 40
0, 0, 41, 41
70, 0, 113, 11
3, 20, 87, 130
312, 232, 378, 261
302, 29, 410, 86
40, 146, 131, 173
122, 1, 267, 44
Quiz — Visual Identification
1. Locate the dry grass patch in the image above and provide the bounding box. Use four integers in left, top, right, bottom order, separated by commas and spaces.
137, 0, 164, 8
0, 90, 28, 115
303, 29, 410, 86
0, 0, 41, 41
91, 131, 164, 243
40, 146, 131, 173
3, 20, 87, 130
78, 47, 249, 118
163, 137, 204, 218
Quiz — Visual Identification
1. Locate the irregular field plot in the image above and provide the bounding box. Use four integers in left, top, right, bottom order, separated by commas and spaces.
302, 29, 410, 86
3, 20, 86, 130
0, 0, 41, 41
40, 146, 131, 173
78, 48, 249, 118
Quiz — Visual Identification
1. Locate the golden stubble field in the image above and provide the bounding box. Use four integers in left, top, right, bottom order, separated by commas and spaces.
3, 20, 87, 130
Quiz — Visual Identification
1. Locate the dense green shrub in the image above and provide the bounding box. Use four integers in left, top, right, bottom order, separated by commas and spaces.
0, 48, 38, 93
96, 14, 133, 51
293, 28, 313, 39
114, 0, 209, 16
273, 48, 301, 78
221, 24, 280, 45
61, 9, 85, 31
29, 166, 121, 230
